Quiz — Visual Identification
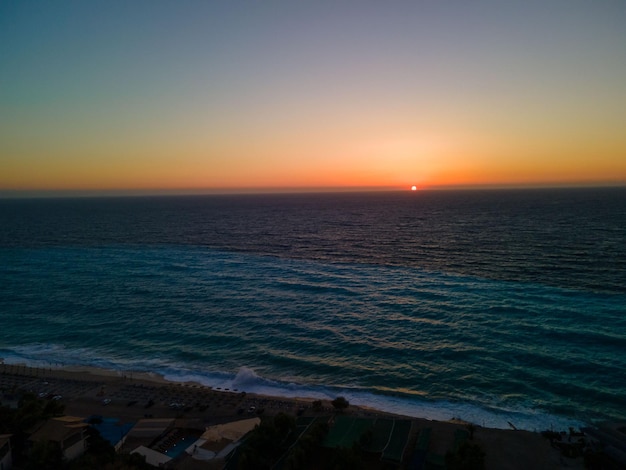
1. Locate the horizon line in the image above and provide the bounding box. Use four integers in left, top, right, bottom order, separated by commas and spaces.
1, 181, 626, 199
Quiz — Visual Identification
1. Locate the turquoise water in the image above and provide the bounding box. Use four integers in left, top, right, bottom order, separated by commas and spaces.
89, 416, 135, 447
1, 190, 625, 430
2, 245, 624, 430
165, 436, 194, 459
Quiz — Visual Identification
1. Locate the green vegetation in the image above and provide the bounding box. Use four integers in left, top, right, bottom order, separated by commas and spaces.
25, 439, 64, 470
68, 428, 152, 470
235, 414, 337, 470
331, 396, 349, 412
237, 412, 297, 469
445, 440, 486, 470
328, 445, 366, 470
283, 420, 330, 470
466, 423, 476, 440
0, 392, 66, 467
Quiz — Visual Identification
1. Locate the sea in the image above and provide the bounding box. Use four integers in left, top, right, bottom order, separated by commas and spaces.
1, 187, 625, 431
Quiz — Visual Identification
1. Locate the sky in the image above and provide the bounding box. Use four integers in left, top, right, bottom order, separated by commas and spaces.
1, 1, 625, 195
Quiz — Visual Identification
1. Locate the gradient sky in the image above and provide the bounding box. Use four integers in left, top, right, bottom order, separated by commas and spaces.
1, 1, 625, 194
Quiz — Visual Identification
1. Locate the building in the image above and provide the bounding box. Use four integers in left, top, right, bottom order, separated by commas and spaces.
28, 416, 88, 462
0, 435, 13, 470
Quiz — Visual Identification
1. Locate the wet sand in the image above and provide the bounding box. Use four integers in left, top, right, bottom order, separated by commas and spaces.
0, 362, 583, 469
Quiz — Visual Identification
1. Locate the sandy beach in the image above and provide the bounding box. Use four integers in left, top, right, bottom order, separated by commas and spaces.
0, 362, 586, 469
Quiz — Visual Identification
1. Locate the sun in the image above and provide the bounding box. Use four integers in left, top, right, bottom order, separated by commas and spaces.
411, 185, 417, 191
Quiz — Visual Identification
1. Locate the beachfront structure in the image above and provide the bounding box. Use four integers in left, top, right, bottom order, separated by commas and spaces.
28, 416, 88, 462
0, 434, 13, 470
119, 418, 175, 455
194, 417, 261, 460
131, 445, 172, 467
122, 417, 261, 466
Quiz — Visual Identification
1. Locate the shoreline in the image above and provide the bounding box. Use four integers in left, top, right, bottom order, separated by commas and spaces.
0, 359, 587, 432
0, 362, 586, 469
0, 361, 520, 425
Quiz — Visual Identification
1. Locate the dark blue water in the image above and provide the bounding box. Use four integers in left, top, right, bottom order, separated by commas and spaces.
1, 188, 625, 430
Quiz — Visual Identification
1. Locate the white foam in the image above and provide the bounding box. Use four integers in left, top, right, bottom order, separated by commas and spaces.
0, 345, 585, 431
163, 366, 584, 431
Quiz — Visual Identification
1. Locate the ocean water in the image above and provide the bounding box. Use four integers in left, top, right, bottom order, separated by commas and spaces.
1, 188, 625, 430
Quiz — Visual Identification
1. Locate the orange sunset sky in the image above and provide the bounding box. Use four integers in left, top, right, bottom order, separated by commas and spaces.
1, 2, 625, 196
